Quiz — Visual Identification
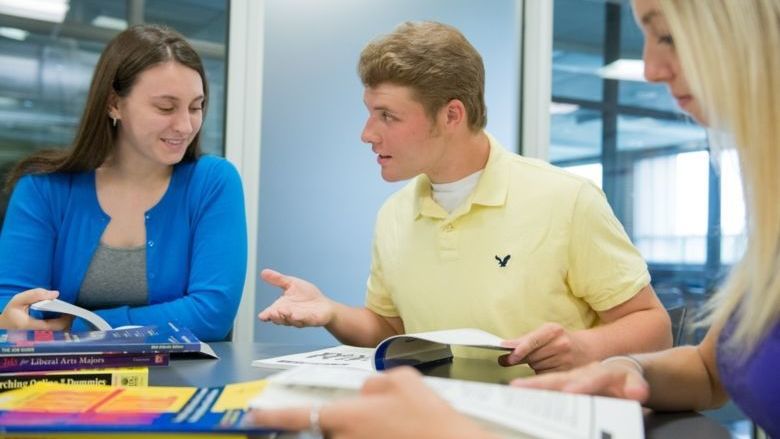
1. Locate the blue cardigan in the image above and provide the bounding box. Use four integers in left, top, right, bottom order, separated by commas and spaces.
0, 156, 247, 341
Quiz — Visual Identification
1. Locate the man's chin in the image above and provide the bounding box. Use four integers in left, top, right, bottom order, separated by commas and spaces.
380, 171, 412, 183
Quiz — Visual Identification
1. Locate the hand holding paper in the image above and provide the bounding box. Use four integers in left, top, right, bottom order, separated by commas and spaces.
249, 365, 644, 439
499, 323, 592, 373
248, 367, 498, 439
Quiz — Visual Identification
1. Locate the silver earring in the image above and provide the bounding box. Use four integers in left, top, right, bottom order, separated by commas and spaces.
111, 116, 117, 127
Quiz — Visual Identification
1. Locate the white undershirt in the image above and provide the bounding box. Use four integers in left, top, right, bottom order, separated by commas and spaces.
431, 170, 483, 214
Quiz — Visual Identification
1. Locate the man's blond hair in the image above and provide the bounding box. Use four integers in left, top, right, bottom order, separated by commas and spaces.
358, 21, 487, 132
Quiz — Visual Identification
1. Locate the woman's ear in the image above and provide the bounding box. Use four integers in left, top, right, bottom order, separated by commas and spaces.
106, 91, 120, 119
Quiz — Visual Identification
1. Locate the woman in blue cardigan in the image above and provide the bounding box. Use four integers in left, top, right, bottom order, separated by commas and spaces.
0, 24, 247, 342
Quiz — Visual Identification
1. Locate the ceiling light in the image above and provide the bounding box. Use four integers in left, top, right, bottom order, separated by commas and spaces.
0, 26, 28, 41
0, 0, 69, 23
550, 102, 580, 115
598, 59, 646, 82
91, 15, 127, 31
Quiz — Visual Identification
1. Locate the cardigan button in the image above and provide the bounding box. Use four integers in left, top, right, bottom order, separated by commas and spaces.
148, 240, 155, 247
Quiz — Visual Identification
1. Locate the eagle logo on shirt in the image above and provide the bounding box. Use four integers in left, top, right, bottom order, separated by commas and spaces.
495, 255, 511, 267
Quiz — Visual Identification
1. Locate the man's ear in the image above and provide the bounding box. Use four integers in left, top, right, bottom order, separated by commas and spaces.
442, 99, 467, 129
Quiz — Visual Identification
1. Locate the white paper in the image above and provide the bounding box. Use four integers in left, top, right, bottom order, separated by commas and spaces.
424, 376, 589, 439
252, 345, 375, 370
250, 366, 374, 410
249, 366, 644, 439
389, 328, 507, 349
31, 299, 112, 330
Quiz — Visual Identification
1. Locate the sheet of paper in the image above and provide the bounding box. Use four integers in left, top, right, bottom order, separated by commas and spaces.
31, 299, 112, 331
396, 328, 508, 349
248, 366, 644, 439
252, 345, 374, 370
424, 376, 588, 439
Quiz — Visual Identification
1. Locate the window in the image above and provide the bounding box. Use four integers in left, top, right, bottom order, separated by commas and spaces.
550, 0, 745, 345
0, 0, 228, 223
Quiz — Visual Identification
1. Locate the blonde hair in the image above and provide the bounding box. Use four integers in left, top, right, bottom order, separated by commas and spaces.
660, 0, 780, 353
358, 21, 487, 132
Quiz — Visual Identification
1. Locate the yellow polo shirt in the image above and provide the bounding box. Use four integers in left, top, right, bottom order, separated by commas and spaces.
365, 133, 650, 356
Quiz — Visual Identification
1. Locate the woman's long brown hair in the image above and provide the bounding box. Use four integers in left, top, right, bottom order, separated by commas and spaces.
4, 24, 207, 192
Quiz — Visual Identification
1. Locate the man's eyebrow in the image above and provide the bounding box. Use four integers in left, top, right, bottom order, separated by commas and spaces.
641, 10, 660, 25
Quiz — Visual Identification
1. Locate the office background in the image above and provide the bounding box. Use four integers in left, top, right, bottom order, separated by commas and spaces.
0, 0, 747, 363
0, 0, 751, 435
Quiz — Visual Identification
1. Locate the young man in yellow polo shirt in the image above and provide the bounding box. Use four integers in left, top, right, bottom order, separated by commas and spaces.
259, 21, 672, 373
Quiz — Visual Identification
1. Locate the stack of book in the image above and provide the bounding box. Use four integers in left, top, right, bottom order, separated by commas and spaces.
0, 322, 216, 392
0, 352, 162, 392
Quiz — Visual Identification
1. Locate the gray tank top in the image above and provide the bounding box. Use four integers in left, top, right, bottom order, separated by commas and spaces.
77, 244, 149, 309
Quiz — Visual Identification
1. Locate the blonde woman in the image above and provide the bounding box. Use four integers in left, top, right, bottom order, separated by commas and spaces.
248, 0, 780, 437
514, 0, 780, 435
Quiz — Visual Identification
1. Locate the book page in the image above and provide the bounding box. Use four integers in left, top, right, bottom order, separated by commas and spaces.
592, 396, 645, 439
399, 328, 509, 348
374, 328, 513, 371
31, 300, 112, 331
424, 376, 590, 439
426, 377, 642, 439
252, 345, 374, 370
250, 366, 373, 410
249, 367, 643, 439
252, 329, 510, 373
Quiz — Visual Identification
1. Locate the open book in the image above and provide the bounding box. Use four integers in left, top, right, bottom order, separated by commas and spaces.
250, 366, 644, 439
30, 299, 115, 331
252, 328, 512, 371
24, 299, 216, 358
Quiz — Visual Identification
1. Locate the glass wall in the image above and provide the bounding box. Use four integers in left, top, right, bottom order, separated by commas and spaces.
0, 0, 228, 223
550, 0, 746, 344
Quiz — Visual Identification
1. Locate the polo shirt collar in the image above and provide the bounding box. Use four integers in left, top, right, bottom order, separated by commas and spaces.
414, 131, 510, 219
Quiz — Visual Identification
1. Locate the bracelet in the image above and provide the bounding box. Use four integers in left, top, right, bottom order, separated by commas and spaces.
308, 403, 322, 437
601, 355, 644, 376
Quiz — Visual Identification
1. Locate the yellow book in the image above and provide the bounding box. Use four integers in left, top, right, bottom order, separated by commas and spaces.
0, 367, 148, 393
0, 380, 270, 436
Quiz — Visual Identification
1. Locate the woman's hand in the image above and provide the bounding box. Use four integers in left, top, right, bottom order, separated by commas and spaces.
0, 288, 74, 330
511, 358, 650, 402
247, 367, 497, 439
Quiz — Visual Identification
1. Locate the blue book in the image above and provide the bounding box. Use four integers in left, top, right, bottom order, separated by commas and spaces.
0, 323, 217, 358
